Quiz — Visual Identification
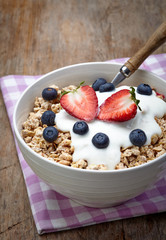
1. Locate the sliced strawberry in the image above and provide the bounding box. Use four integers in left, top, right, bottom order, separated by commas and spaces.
98, 89, 137, 122
60, 85, 98, 121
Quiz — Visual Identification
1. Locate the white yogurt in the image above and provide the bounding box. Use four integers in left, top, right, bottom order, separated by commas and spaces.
55, 86, 166, 170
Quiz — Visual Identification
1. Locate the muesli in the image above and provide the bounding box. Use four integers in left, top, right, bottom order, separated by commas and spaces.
22, 79, 166, 170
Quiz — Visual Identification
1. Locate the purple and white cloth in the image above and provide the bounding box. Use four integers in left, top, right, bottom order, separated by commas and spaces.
1, 54, 166, 235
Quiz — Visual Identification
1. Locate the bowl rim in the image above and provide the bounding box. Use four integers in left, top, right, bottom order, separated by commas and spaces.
13, 61, 166, 174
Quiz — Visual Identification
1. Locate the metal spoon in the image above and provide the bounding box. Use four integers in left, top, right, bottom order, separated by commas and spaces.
111, 22, 166, 86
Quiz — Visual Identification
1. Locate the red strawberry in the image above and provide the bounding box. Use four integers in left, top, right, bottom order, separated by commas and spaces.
98, 89, 137, 122
60, 85, 98, 121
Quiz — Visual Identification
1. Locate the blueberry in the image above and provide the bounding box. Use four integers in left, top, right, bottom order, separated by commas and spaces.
42, 87, 58, 100
99, 82, 115, 92
137, 84, 152, 95
92, 78, 107, 91
92, 132, 109, 149
129, 129, 147, 147
41, 110, 56, 126
73, 121, 89, 135
43, 126, 59, 142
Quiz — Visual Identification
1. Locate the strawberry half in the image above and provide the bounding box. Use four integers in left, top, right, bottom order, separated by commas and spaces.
60, 85, 98, 121
98, 89, 138, 122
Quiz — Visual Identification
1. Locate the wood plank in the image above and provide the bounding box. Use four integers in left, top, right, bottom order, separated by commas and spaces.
0, 0, 166, 239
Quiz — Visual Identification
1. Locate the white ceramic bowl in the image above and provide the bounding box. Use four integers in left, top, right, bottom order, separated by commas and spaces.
13, 62, 166, 208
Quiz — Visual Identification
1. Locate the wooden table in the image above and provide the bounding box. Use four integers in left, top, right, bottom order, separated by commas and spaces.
0, 1, 166, 239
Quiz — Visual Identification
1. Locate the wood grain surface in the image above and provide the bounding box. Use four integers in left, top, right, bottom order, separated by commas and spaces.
0, 0, 166, 239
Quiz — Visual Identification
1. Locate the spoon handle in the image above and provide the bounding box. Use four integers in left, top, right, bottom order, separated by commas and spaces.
124, 22, 166, 75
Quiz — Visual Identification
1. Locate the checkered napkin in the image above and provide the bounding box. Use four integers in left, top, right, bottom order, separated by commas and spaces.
1, 54, 166, 235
